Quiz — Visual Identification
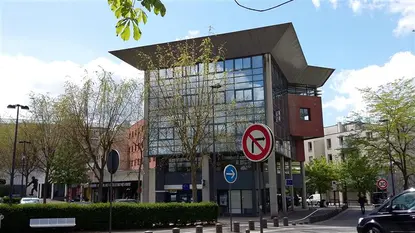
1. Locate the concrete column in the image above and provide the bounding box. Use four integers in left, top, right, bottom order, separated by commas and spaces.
264, 53, 278, 217
142, 71, 151, 203
142, 156, 150, 203
64, 184, 68, 201
280, 156, 287, 213
202, 154, 210, 202
51, 184, 54, 200
288, 159, 294, 211
149, 168, 156, 203
300, 162, 307, 209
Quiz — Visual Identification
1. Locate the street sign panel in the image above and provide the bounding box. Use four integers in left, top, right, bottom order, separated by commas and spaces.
285, 179, 293, 186
377, 178, 388, 190
332, 181, 338, 191
107, 149, 120, 174
223, 164, 238, 184
241, 123, 274, 162
182, 183, 190, 191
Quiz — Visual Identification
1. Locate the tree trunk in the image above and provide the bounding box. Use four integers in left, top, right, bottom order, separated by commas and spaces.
190, 160, 198, 203
43, 166, 49, 204
98, 169, 104, 202
137, 161, 143, 202
403, 174, 409, 190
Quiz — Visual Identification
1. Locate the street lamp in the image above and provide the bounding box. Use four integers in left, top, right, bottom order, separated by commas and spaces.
7, 104, 29, 204
379, 119, 395, 196
210, 84, 222, 203
19, 140, 31, 197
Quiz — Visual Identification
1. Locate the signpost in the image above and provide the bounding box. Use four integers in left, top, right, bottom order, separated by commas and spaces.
242, 124, 274, 233
377, 178, 388, 190
107, 149, 120, 233
224, 164, 237, 231
332, 181, 338, 207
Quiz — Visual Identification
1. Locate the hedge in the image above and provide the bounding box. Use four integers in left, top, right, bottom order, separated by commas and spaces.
0, 202, 218, 232
1, 197, 22, 204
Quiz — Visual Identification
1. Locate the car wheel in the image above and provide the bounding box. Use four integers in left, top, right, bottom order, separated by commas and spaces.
365, 226, 382, 233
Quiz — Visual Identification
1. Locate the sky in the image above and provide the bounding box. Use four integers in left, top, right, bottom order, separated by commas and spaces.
0, 0, 415, 126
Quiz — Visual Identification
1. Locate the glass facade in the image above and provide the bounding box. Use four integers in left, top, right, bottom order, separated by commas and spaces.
147, 55, 266, 169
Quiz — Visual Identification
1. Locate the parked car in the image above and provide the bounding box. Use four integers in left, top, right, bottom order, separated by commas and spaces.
306, 194, 323, 206
20, 197, 41, 204
114, 199, 137, 203
357, 188, 415, 233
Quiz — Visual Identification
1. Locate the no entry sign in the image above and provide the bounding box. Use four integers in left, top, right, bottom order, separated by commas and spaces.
377, 178, 388, 190
242, 123, 274, 162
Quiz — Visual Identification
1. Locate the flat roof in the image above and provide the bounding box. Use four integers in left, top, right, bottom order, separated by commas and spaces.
109, 22, 335, 87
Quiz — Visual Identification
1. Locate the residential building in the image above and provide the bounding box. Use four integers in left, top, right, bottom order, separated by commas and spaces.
110, 22, 334, 216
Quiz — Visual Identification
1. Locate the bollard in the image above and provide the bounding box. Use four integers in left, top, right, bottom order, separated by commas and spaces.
248, 220, 255, 230
233, 222, 240, 233
145, 231, 153, 233
273, 217, 279, 227
299, 222, 304, 225
172, 228, 180, 233
292, 222, 296, 226
245, 229, 250, 233
196, 225, 203, 233
215, 223, 223, 233
261, 219, 267, 228
0, 214, 3, 229
283, 217, 289, 226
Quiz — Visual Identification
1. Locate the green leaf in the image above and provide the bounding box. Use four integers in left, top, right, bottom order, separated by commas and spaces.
133, 24, 141, 41
121, 21, 131, 41
115, 20, 127, 36
141, 11, 148, 24
115, 7, 122, 18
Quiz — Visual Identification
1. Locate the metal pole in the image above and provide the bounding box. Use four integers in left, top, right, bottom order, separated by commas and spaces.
229, 183, 232, 232
109, 172, 113, 233
386, 123, 395, 196
257, 163, 263, 233
9, 106, 20, 204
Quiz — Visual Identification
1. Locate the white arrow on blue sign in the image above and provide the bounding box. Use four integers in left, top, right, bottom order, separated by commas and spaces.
223, 164, 238, 184
286, 179, 293, 186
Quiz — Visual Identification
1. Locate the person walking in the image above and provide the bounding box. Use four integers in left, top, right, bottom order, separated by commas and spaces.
358, 194, 367, 214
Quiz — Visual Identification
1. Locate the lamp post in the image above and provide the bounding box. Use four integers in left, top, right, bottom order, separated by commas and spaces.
19, 140, 31, 197
379, 119, 395, 196
7, 104, 30, 204
210, 84, 222, 203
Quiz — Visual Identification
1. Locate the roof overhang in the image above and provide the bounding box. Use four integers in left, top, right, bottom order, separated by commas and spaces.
109, 22, 335, 87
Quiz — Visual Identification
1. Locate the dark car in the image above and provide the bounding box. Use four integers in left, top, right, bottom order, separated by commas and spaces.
114, 199, 137, 203
357, 188, 415, 233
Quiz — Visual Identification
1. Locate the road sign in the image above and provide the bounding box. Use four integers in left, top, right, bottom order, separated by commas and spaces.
224, 164, 238, 184
241, 123, 274, 162
332, 181, 338, 191
286, 179, 293, 186
377, 178, 388, 190
107, 149, 120, 174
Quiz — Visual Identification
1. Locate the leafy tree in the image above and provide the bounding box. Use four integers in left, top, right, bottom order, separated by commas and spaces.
58, 69, 141, 202
338, 133, 381, 196
49, 139, 89, 190
305, 157, 338, 206
28, 93, 64, 204
108, 0, 166, 41
138, 38, 238, 202
347, 78, 415, 190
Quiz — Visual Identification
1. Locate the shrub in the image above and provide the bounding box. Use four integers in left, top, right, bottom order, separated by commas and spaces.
0, 202, 218, 232
1, 196, 21, 204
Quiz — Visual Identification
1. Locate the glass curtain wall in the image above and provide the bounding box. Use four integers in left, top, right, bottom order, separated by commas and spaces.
147, 55, 266, 169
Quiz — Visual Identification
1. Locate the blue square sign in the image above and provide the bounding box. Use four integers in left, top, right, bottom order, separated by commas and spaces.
182, 183, 190, 191
286, 179, 293, 186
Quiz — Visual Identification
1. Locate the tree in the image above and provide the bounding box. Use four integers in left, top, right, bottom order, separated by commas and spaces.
138, 38, 237, 202
58, 69, 141, 202
305, 157, 338, 206
49, 139, 89, 191
338, 133, 381, 196
108, 0, 166, 41
28, 93, 63, 204
348, 78, 415, 190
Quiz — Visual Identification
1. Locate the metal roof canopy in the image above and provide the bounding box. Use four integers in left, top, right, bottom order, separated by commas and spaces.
109, 22, 335, 87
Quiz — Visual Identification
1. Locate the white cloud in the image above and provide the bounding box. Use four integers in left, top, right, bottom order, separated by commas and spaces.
0, 54, 143, 118
323, 51, 415, 113
311, 0, 415, 35
176, 30, 201, 41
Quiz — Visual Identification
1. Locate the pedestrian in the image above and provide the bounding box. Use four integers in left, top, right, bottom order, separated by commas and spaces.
358, 194, 366, 214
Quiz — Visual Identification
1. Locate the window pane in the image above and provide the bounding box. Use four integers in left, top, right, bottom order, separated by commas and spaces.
242, 57, 251, 69
236, 90, 244, 101
244, 89, 253, 101
253, 87, 264, 100
225, 60, 234, 71
234, 59, 243, 70
252, 55, 263, 68
253, 74, 263, 81
216, 61, 224, 73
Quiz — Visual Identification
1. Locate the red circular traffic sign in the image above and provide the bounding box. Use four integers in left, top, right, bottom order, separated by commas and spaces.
242, 123, 274, 162
377, 178, 388, 190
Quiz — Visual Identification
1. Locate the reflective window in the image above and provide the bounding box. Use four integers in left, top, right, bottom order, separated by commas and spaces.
392, 191, 415, 210
234, 58, 243, 70
252, 56, 263, 68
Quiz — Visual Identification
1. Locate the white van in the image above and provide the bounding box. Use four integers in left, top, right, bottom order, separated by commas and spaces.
306, 194, 322, 206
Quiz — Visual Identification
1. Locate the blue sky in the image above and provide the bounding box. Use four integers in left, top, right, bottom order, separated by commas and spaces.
1, 0, 415, 126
